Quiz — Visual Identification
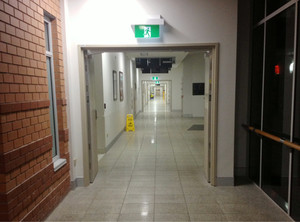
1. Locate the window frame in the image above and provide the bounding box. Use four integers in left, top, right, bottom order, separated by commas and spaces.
44, 16, 63, 166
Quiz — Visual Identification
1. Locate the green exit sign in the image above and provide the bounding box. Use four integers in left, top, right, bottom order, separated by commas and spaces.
135, 25, 160, 38
155, 81, 160, 84
152, 76, 159, 80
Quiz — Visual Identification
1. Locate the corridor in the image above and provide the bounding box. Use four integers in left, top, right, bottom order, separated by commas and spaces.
46, 102, 291, 221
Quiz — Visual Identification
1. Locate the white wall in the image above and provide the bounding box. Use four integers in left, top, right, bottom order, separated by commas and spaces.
64, 0, 237, 182
102, 53, 130, 147
182, 53, 205, 117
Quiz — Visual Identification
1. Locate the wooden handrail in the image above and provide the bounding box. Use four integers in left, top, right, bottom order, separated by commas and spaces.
242, 124, 300, 152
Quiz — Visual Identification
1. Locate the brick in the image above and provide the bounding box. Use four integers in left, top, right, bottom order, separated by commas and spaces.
14, 75, 23, 83
5, 93, 15, 103
2, 141, 14, 152
1, 32, 11, 44
6, 24, 16, 35
17, 47, 25, 57
8, 130, 17, 141
8, 0, 18, 8
6, 178, 16, 191
7, 45, 16, 54
11, 37, 20, 47
0, 42, 7, 52
0, 122, 12, 133
22, 118, 30, 127
2, 53, 12, 63
0, 21, 5, 32
27, 7, 33, 18
8, 64, 18, 74
12, 120, 22, 130
25, 50, 33, 59
0, 11, 10, 23
14, 9, 23, 21
0, 63, 8, 72
19, 20, 28, 31
22, 57, 29, 66
4, 3, 14, 16
20, 39, 28, 49
23, 135, 31, 144
16, 28, 24, 39
28, 42, 36, 51
19, 84, 28, 93
30, 59, 37, 68
14, 137, 23, 148
12, 55, 22, 65
18, 2, 26, 13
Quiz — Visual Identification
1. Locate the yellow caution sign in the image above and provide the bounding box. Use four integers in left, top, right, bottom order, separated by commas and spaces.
126, 114, 135, 132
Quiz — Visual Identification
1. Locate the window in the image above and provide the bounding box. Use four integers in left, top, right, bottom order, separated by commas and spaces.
44, 16, 60, 162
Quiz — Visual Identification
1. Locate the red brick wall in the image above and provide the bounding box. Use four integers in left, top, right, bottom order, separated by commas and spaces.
0, 0, 70, 221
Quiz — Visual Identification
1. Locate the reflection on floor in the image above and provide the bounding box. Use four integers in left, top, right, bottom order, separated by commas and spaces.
144, 96, 171, 113
46, 100, 292, 221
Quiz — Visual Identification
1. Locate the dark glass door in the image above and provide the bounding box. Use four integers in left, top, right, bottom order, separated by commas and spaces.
291, 3, 300, 219
262, 5, 295, 212
249, 25, 264, 184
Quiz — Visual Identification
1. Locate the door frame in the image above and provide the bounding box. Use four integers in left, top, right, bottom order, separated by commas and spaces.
78, 43, 219, 186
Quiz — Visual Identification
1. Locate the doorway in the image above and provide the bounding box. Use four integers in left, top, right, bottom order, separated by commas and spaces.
142, 80, 171, 113
79, 44, 219, 186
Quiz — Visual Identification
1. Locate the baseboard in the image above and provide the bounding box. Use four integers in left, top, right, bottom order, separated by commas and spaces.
217, 177, 234, 186
71, 177, 85, 189
182, 114, 193, 117
105, 128, 124, 152
135, 110, 141, 118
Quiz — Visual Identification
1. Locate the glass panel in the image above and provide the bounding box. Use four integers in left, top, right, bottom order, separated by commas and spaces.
267, 0, 291, 15
46, 57, 58, 157
253, 0, 265, 24
291, 151, 300, 221
291, 4, 300, 219
263, 6, 295, 137
249, 25, 264, 184
262, 6, 295, 213
262, 138, 289, 212
44, 22, 50, 52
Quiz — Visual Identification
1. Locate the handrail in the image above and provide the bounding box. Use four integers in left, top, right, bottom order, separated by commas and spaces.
242, 124, 300, 152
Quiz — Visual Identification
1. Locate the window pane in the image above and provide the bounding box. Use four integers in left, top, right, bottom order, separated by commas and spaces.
262, 5, 295, 213
249, 25, 264, 184
291, 3, 300, 219
253, 0, 265, 24
262, 138, 289, 212
44, 22, 50, 52
267, 0, 291, 15
46, 57, 58, 157
263, 6, 295, 137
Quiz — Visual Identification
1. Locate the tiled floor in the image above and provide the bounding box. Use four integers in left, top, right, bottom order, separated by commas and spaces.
46, 98, 292, 221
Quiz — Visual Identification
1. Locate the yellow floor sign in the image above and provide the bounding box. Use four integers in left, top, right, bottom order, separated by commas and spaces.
126, 114, 135, 132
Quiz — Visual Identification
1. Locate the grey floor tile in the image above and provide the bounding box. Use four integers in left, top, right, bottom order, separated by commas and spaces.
189, 214, 227, 221
154, 213, 190, 222
118, 213, 154, 221
155, 203, 188, 214
121, 203, 154, 214
155, 194, 186, 203
46, 107, 291, 222
124, 194, 155, 204
187, 203, 223, 214
82, 213, 119, 221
